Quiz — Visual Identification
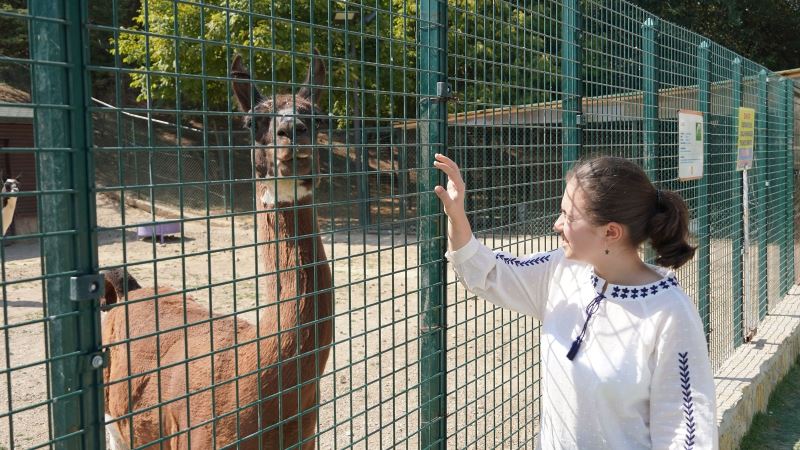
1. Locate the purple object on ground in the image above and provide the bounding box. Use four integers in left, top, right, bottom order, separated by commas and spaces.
136, 222, 181, 244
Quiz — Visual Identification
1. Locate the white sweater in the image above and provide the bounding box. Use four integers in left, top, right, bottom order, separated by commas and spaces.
447, 236, 717, 450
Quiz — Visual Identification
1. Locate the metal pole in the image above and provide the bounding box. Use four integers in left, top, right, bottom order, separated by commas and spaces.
756, 70, 769, 320
786, 79, 797, 287
417, 0, 447, 447
351, 41, 368, 228
697, 41, 711, 340
561, 0, 583, 177
642, 17, 659, 264
782, 79, 793, 295
30, 0, 105, 448
731, 58, 744, 346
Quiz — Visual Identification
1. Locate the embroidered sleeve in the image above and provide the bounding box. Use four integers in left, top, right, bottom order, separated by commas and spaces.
649, 297, 718, 450
445, 235, 561, 320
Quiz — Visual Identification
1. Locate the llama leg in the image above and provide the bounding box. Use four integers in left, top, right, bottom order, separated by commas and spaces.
300, 409, 319, 450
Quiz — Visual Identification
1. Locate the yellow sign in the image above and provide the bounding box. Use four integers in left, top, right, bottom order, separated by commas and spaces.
736, 107, 755, 170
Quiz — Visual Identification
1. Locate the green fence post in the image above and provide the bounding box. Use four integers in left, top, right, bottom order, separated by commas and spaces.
561, 0, 583, 175
782, 79, 793, 295
29, 0, 104, 448
756, 70, 769, 320
697, 41, 711, 339
642, 17, 659, 263
417, 0, 448, 448
731, 58, 744, 346
787, 79, 796, 290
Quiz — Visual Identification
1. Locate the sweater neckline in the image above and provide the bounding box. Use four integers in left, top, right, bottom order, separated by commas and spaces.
589, 269, 679, 301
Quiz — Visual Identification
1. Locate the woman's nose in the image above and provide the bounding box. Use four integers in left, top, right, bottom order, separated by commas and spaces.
553, 215, 563, 233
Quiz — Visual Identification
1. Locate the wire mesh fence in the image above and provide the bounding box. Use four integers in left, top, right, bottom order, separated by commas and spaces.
0, 0, 797, 448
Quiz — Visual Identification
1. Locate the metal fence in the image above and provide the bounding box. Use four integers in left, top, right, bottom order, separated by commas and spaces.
0, 0, 797, 448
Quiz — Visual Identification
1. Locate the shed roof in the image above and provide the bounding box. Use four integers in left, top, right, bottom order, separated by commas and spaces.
0, 83, 33, 123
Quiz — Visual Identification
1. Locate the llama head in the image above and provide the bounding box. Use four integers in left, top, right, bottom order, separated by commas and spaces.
231, 51, 327, 206
2, 175, 20, 194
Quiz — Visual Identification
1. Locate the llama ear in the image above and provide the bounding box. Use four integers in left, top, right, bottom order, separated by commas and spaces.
296, 48, 326, 106
231, 54, 263, 112
100, 273, 118, 309
13, 173, 21, 181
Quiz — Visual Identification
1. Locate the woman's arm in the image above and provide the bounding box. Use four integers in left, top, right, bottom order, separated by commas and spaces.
434, 153, 560, 320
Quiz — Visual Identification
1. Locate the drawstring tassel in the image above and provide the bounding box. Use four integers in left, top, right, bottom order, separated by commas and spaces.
566, 337, 582, 361
566, 292, 605, 361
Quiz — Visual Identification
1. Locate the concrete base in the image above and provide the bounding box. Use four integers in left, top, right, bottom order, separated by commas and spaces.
715, 285, 800, 450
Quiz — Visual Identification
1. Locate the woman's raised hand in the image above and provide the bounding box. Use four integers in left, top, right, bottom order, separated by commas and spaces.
433, 153, 466, 219
433, 153, 473, 252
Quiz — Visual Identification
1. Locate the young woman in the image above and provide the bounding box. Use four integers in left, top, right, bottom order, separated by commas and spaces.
434, 154, 717, 449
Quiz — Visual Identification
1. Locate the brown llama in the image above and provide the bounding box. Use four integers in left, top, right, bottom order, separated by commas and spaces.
103, 51, 333, 449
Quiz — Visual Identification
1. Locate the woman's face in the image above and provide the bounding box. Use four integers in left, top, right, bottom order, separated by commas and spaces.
552, 178, 607, 264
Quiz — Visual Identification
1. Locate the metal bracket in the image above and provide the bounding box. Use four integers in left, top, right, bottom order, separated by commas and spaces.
81, 351, 108, 372
421, 82, 459, 105
419, 322, 447, 333
576, 113, 584, 126
69, 274, 104, 302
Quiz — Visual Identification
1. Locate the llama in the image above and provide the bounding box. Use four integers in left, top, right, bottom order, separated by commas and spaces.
103, 51, 333, 449
2, 175, 20, 236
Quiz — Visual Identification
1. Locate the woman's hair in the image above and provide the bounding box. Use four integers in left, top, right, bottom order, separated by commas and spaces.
566, 156, 696, 269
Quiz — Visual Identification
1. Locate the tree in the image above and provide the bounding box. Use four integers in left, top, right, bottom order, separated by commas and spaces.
114, 0, 563, 124
630, 0, 800, 71
0, 0, 31, 91
115, 0, 415, 126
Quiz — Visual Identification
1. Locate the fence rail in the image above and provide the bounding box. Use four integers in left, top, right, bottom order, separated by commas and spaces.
0, 0, 797, 448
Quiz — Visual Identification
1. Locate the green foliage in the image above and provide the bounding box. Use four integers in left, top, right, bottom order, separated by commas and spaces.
116, 0, 415, 125
447, 0, 561, 110
114, 0, 561, 124
630, 0, 800, 71
0, 0, 31, 91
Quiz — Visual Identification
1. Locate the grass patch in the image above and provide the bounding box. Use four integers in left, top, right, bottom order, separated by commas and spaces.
740, 353, 800, 450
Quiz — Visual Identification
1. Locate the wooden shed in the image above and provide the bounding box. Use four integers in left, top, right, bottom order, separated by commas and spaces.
0, 83, 37, 236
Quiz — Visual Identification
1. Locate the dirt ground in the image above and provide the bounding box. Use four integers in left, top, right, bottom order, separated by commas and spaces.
0, 188, 785, 449
0, 194, 545, 449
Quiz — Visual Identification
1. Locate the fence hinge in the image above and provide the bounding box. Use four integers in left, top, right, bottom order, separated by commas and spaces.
69, 274, 104, 302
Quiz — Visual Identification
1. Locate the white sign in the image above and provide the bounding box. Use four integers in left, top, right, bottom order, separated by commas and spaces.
678, 110, 704, 180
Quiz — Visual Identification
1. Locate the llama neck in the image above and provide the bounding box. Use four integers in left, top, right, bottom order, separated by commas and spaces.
256, 198, 332, 336
2, 197, 17, 236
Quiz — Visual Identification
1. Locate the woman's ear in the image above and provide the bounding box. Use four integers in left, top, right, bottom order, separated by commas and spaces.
605, 222, 625, 243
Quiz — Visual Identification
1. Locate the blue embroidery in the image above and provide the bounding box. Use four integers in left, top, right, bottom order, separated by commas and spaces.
495, 253, 550, 267
599, 275, 680, 300
679, 352, 696, 450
